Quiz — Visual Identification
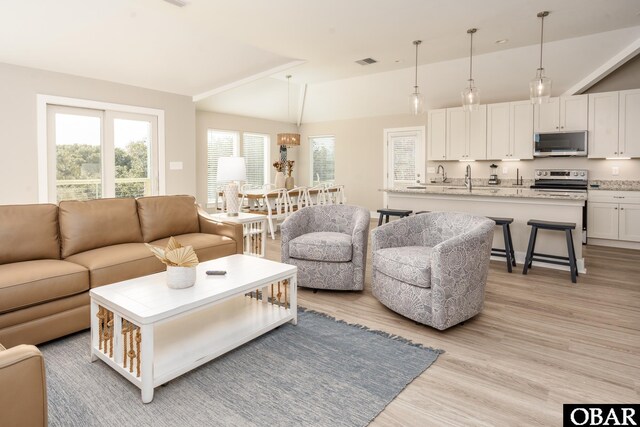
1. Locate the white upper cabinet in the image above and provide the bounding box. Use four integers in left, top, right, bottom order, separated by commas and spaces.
487, 103, 511, 159
427, 109, 447, 161
588, 92, 619, 158
487, 101, 533, 160
444, 106, 487, 161
534, 95, 588, 132
619, 89, 640, 158
510, 101, 534, 160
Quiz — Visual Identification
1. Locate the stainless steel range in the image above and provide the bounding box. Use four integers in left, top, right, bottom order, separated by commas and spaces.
530, 168, 588, 243
530, 169, 588, 192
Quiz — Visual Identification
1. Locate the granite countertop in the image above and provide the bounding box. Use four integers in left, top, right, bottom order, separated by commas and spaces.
588, 180, 640, 191
382, 185, 588, 201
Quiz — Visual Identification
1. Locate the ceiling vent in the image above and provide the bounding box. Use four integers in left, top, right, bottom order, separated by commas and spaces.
355, 58, 378, 65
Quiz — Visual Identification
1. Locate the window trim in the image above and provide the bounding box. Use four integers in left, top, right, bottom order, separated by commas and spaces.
37, 95, 165, 203
309, 134, 336, 185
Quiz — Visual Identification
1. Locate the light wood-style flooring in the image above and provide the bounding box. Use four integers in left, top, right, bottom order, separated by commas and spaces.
266, 220, 640, 426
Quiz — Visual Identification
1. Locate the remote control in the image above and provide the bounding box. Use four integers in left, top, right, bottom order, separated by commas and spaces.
206, 270, 227, 275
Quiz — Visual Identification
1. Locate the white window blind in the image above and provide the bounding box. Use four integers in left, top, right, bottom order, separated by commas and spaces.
242, 133, 269, 188
310, 136, 335, 184
207, 129, 239, 203
391, 135, 416, 182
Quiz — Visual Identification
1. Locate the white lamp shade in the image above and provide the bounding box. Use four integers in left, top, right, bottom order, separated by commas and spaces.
216, 157, 247, 181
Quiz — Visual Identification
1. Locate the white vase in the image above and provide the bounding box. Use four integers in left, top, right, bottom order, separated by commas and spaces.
274, 172, 286, 188
166, 266, 196, 289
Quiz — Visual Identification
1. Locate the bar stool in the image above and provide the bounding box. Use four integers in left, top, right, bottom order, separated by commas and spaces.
488, 217, 516, 273
376, 209, 412, 226
522, 219, 578, 283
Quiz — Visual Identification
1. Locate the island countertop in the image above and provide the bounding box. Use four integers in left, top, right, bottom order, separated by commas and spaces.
381, 185, 587, 201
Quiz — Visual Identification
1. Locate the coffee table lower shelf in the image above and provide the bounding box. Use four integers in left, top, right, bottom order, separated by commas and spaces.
91, 292, 295, 403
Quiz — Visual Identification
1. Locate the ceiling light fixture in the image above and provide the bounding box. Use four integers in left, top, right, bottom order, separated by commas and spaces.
277, 75, 300, 152
495, 39, 508, 44
530, 11, 551, 104
409, 40, 424, 115
462, 28, 479, 112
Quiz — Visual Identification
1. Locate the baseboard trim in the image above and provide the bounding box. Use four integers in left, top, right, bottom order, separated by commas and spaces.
586, 239, 640, 250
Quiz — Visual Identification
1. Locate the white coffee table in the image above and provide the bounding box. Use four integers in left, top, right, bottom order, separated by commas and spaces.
89, 254, 297, 403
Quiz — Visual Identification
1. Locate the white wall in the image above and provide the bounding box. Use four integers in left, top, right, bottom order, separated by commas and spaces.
0, 62, 196, 205
195, 111, 298, 204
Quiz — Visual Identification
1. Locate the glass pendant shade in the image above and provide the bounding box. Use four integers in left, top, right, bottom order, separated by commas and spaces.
530, 68, 552, 104
409, 90, 425, 115
462, 80, 480, 112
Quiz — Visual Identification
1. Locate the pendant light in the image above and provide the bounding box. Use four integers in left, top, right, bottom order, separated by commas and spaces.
461, 28, 479, 111
277, 75, 300, 148
530, 11, 551, 104
409, 40, 424, 115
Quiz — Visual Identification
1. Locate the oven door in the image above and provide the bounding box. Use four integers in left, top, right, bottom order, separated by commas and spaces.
534, 131, 587, 157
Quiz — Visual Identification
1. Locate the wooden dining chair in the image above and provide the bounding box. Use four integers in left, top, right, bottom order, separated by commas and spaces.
260, 188, 288, 239
326, 184, 347, 205
307, 184, 328, 206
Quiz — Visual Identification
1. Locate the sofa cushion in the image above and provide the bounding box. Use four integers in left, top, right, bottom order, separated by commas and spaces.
136, 195, 199, 242
0, 204, 60, 264
59, 198, 143, 258
373, 246, 433, 288
65, 243, 164, 288
151, 233, 237, 263
289, 232, 352, 262
0, 260, 89, 314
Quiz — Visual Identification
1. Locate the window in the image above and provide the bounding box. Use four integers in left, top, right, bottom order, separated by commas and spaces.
242, 133, 270, 189
207, 130, 239, 203
46, 105, 159, 202
310, 136, 335, 184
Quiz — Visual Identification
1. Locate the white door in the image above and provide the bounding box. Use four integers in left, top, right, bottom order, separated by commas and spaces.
619, 203, 640, 242
385, 128, 426, 188
510, 101, 534, 160
446, 108, 467, 160
588, 92, 619, 158
534, 97, 560, 132
560, 95, 588, 131
619, 89, 640, 158
427, 109, 447, 161
587, 202, 619, 240
487, 103, 511, 159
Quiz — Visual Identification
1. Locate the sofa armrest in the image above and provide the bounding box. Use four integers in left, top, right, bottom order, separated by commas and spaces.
370, 217, 422, 252
0, 344, 47, 427
197, 208, 244, 254
429, 221, 494, 330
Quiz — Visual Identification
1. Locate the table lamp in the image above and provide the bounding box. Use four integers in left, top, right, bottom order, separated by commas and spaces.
216, 156, 246, 216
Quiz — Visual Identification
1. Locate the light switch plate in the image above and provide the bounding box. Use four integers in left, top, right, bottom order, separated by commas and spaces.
169, 161, 183, 170
612, 166, 619, 176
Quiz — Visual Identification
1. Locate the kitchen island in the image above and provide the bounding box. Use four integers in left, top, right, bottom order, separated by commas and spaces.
382, 185, 587, 273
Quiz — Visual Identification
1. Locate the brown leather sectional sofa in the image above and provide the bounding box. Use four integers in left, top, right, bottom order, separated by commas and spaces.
0, 195, 243, 348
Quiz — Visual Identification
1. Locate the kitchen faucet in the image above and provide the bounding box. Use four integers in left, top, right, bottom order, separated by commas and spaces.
436, 164, 448, 183
464, 164, 472, 191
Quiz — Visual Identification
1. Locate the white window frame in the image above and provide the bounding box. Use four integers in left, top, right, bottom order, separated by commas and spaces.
309, 135, 336, 185
242, 132, 271, 188
382, 126, 426, 208
37, 95, 165, 203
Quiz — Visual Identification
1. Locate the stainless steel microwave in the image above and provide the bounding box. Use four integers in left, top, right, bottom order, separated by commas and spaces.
533, 131, 588, 157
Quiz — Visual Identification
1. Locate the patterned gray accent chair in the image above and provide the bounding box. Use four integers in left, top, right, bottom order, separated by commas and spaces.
281, 205, 370, 290
371, 212, 495, 330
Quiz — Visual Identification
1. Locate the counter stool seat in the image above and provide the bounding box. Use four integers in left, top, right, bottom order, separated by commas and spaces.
522, 219, 578, 283
488, 217, 516, 272
376, 209, 412, 226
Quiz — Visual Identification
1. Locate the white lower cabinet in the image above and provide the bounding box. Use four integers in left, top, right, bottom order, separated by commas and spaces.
619, 203, 640, 241
587, 191, 640, 242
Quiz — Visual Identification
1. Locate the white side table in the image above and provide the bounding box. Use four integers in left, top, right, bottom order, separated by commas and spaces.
208, 212, 268, 257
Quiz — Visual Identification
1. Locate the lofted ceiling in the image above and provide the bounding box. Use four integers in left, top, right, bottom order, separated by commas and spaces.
1, 0, 640, 123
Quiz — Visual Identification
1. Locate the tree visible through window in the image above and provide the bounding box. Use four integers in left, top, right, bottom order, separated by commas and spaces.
310, 136, 335, 184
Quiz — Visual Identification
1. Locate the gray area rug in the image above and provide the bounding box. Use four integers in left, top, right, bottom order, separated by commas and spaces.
40, 309, 442, 427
